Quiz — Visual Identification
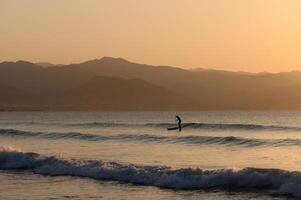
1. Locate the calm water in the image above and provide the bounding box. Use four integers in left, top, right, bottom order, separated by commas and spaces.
1, 111, 301, 199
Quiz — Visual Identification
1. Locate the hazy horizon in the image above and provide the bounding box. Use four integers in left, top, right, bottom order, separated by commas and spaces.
2, 0, 301, 72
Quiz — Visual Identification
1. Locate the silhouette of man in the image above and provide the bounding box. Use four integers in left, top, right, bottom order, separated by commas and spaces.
175, 115, 182, 132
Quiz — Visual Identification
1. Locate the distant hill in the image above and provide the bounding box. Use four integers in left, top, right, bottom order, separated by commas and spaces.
35, 62, 64, 67
0, 61, 94, 95
0, 60, 189, 110
62, 76, 188, 110
69, 57, 301, 109
1, 57, 301, 110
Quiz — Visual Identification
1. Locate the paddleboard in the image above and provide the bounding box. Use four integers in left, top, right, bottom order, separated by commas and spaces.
167, 127, 179, 131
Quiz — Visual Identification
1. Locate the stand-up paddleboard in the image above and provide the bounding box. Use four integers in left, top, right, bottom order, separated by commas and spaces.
167, 127, 179, 131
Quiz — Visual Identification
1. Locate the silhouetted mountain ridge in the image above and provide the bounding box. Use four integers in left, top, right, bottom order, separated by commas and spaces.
62, 76, 187, 110
35, 62, 64, 67
1, 57, 301, 110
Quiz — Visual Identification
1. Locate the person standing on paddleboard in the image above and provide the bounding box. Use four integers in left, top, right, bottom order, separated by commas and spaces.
175, 115, 182, 132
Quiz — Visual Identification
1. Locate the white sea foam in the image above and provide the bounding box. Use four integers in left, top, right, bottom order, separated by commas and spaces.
0, 150, 301, 197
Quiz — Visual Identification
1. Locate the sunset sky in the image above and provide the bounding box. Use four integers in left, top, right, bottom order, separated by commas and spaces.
1, 0, 301, 72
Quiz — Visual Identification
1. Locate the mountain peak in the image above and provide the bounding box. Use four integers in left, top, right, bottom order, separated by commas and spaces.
83, 57, 130, 65
16, 60, 34, 65
35, 62, 64, 67
100, 56, 130, 63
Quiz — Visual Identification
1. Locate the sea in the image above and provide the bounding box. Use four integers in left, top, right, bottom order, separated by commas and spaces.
1, 111, 301, 199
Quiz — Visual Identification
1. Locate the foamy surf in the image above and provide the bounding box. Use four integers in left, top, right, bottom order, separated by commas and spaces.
0, 150, 300, 198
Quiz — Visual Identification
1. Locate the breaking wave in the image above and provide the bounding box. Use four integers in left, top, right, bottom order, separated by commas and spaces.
1, 128, 301, 147
0, 150, 301, 198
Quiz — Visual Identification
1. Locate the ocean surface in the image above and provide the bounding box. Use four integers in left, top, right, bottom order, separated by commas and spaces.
1, 111, 301, 199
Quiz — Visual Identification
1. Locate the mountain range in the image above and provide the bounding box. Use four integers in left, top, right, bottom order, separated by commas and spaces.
1, 57, 301, 111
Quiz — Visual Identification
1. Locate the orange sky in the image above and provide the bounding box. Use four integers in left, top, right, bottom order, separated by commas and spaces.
1, 0, 301, 72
